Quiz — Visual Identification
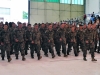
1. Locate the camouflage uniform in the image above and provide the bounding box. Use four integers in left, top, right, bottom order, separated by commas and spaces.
44, 29, 55, 58
97, 27, 100, 53
53, 26, 61, 56
92, 28, 98, 52
25, 27, 32, 55
69, 29, 78, 56
9, 27, 16, 54
65, 26, 71, 55
1, 29, 12, 62
58, 27, 67, 57
85, 28, 97, 61
30, 29, 42, 60
77, 28, 87, 59
13, 28, 26, 61
39, 27, 47, 53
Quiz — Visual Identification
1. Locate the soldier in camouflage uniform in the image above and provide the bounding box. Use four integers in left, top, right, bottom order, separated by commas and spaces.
39, 23, 47, 53
68, 25, 78, 56
58, 23, 67, 57
84, 23, 97, 61
30, 24, 42, 60
13, 22, 26, 61
44, 24, 55, 58
1, 24, 12, 62
92, 23, 98, 52
9, 22, 16, 55
77, 25, 87, 61
0, 23, 3, 54
53, 24, 61, 56
65, 24, 71, 55
25, 24, 32, 55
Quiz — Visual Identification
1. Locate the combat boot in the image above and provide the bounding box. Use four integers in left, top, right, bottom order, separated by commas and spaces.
52, 54, 55, 58
83, 57, 87, 61
22, 56, 26, 61
64, 54, 68, 57
2, 56, 4, 60
8, 57, 12, 62
16, 55, 18, 60
92, 58, 97, 61
25, 50, 28, 55
38, 56, 42, 60
44, 54, 48, 57
31, 54, 34, 59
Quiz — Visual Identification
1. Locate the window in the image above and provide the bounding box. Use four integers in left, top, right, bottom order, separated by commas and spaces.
72, 0, 75, 4
71, 0, 84, 5
60, 0, 71, 4
30, 0, 44, 2
75, 0, 78, 4
46, 0, 59, 3
78, 0, 81, 4
0, 8, 10, 15
80, 0, 84, 5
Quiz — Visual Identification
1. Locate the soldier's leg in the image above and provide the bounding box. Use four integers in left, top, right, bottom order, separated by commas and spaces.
36, 44, 42, 60
62, 43, 67, 57
77, 39, 80, 52
82, 43, 87, 61
90, 43, 97, 61
30, 43, 34, 58
97, 38, 100, 53
55, 42, 61, 56
94, 40, 97, 52
43, 43, 49, 57
1, 45, 5, 60
20, 42, 26, 61
25, 41, 28, 55
67, 39, 72, 53
73, 43, 78, 56
67, 42, 72, 55
14, 43, 19, 59
48, 44, 55, 58
6, 44, 12, 62
10, 44, 14, 55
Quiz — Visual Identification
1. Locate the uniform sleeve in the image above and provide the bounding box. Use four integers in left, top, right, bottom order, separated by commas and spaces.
1, 31, 4, 43
13, 29, 17, 40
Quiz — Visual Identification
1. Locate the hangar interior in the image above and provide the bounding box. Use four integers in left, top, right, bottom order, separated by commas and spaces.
29, 0, 85, 24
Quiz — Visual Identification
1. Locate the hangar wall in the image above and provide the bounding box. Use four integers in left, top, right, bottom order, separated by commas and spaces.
29, 0, 84, 25
85, 0, 100, 14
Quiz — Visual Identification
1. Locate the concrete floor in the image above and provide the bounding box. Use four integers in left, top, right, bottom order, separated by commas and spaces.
0, 50, 100, 75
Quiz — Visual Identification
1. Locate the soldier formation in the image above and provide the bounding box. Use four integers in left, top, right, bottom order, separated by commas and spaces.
0, 19, 99, 62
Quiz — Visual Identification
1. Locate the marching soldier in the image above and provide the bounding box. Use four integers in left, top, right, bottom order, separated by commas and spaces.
58, 23, 67, 57
68, 25, 78, 56
65, 24, 71, 55
84, 23, 97, 61
44, 23, 55, 58
25, 24, 32, 55
1, 24, 12, 62
13, 22, 26, 61
30, 24, 42, 60
39, 23, 47, 53
77, 24, 87, 61
53, 24, 61, 56
9, 22, 16, 55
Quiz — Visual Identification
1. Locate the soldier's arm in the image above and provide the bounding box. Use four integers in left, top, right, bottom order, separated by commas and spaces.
13, 29, 18, 42
45, 30, 50, 41
1, 31, 4, 43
